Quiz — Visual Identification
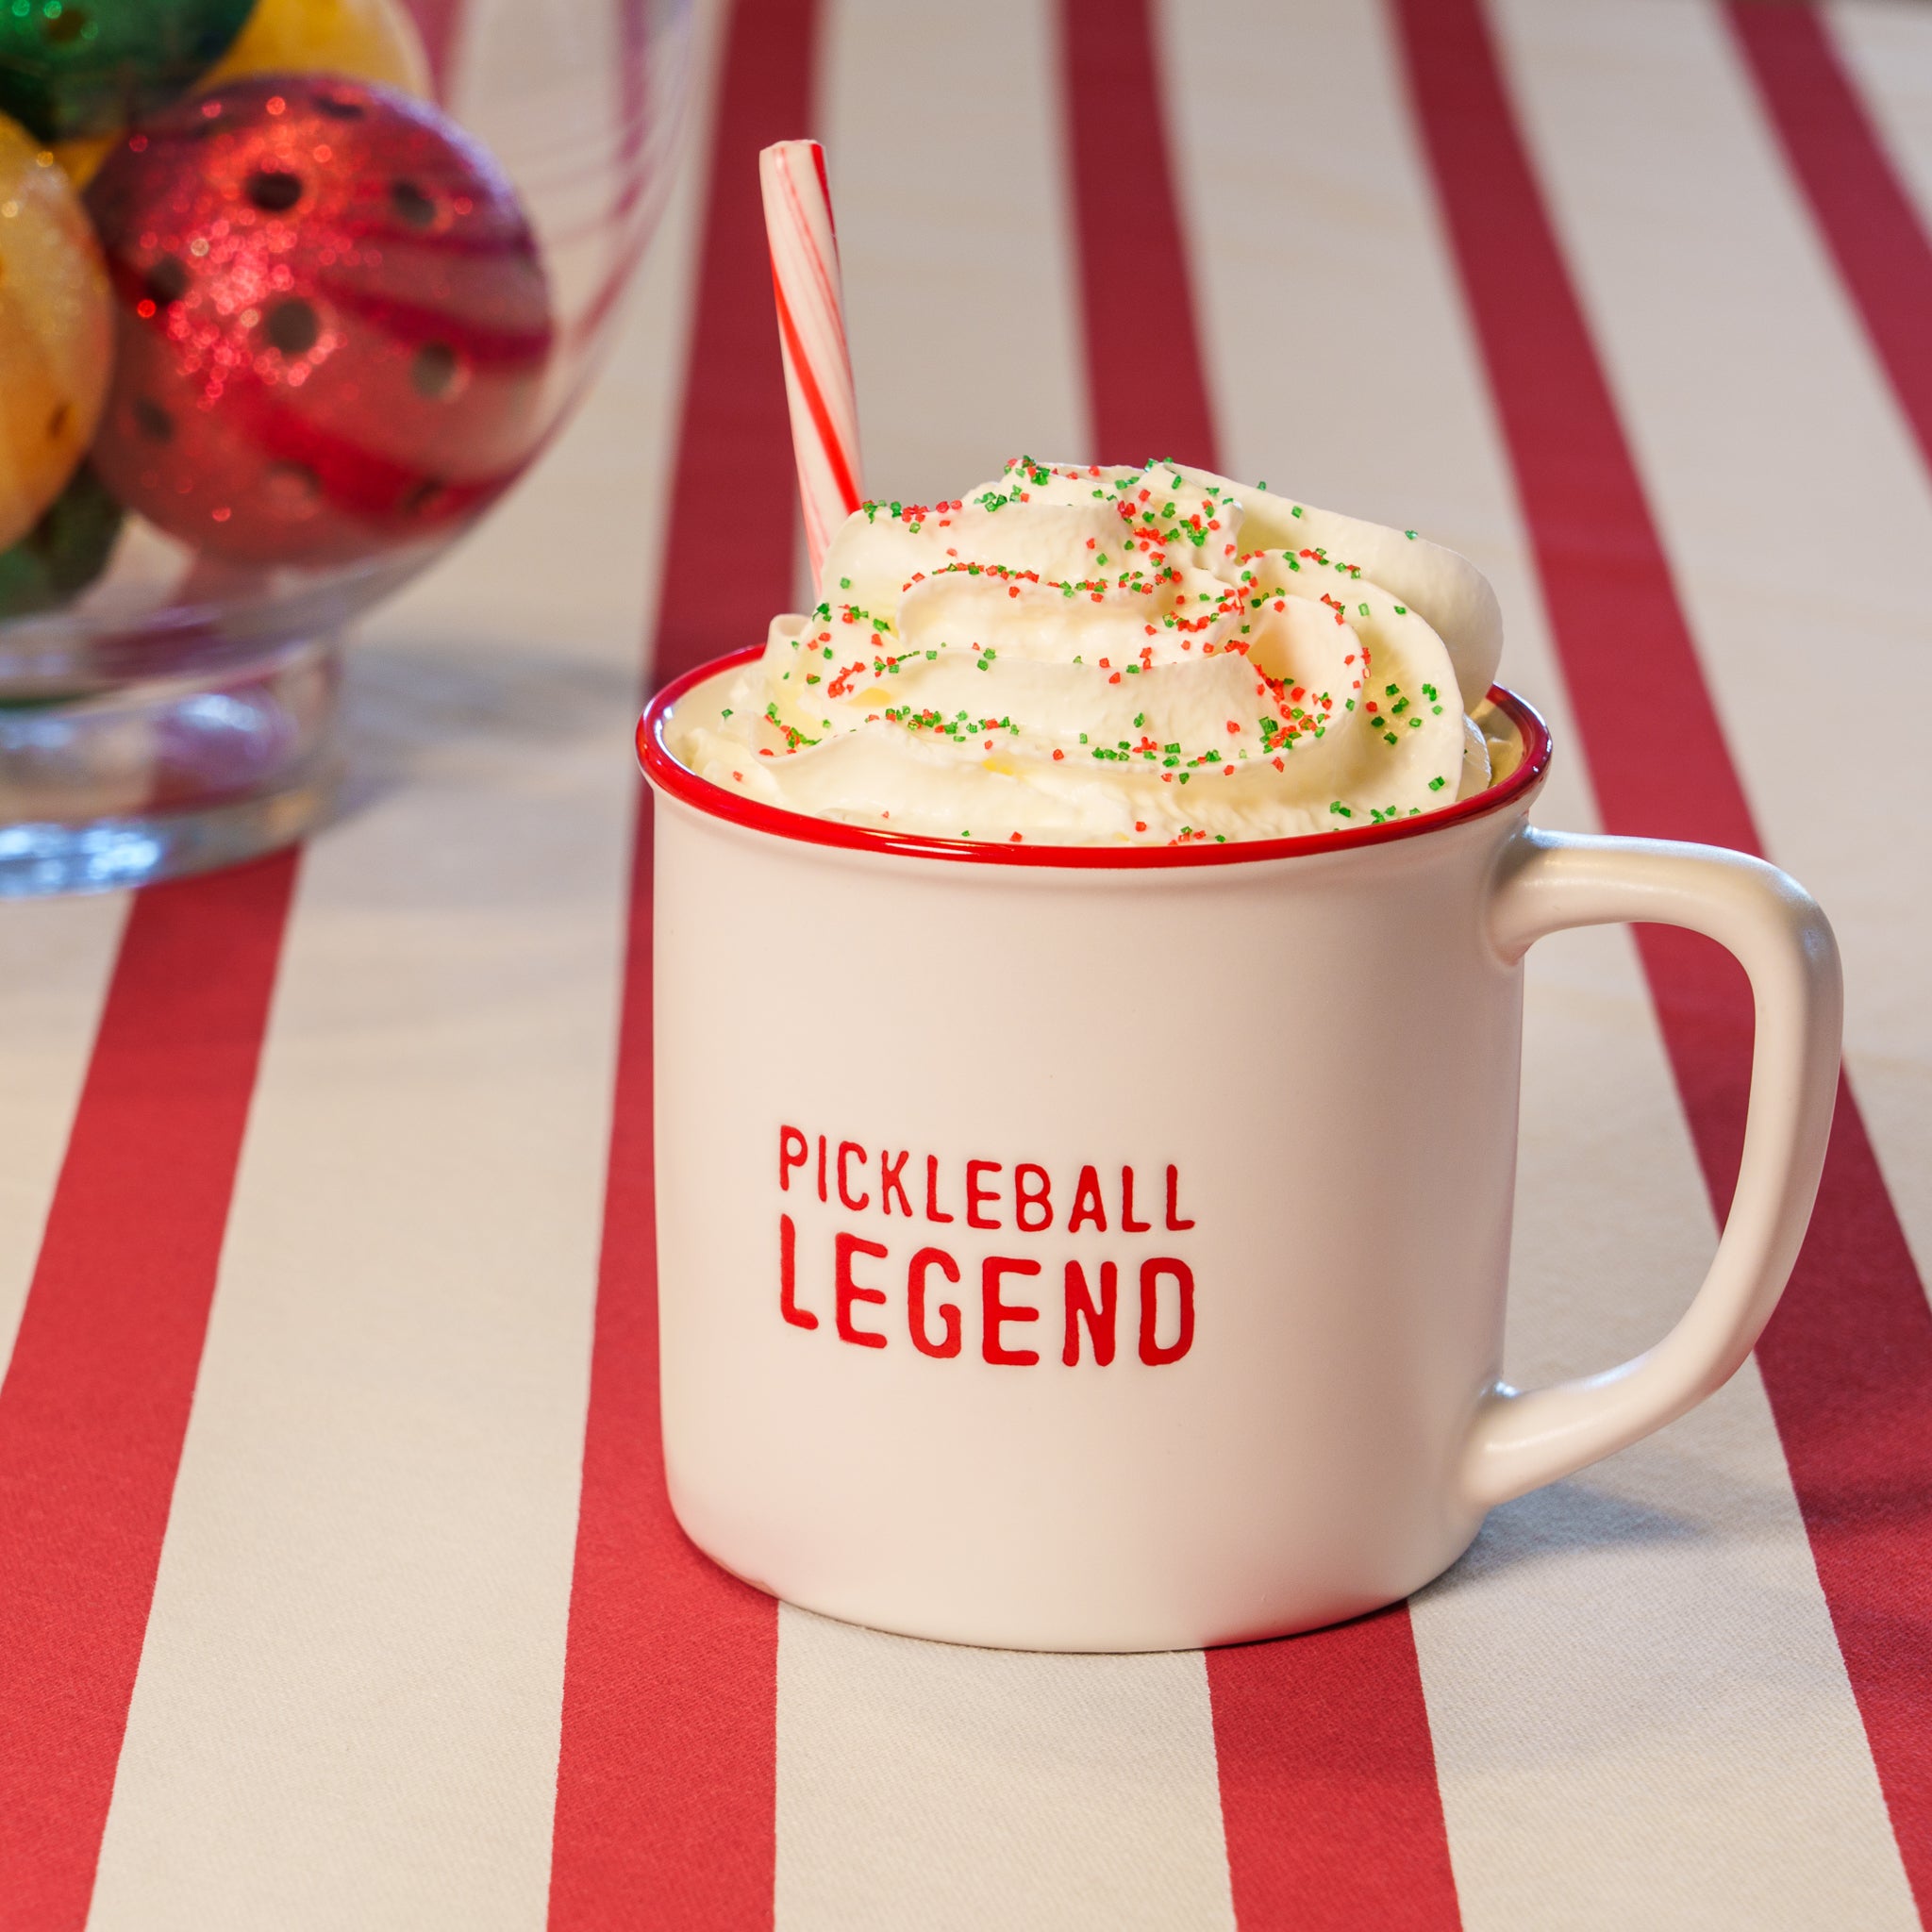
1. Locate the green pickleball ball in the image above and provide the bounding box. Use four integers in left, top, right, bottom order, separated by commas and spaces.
0, 461, 122, 619
0, 0, 257, 142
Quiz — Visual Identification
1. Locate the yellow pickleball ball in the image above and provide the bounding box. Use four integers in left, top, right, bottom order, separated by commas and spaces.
201, 0, 433, 96
0, 113, 112, 554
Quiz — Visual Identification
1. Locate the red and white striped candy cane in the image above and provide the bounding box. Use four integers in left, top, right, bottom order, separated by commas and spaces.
759, 140, 864, 585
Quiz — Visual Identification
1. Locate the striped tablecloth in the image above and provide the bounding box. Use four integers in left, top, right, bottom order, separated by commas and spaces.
2, 1, 1928, 1925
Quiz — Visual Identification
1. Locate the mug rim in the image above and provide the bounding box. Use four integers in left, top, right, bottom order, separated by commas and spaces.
637, 645, 1553, 870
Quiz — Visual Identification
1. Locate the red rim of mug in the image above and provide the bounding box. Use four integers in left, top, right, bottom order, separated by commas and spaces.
637, 645, 1553, 870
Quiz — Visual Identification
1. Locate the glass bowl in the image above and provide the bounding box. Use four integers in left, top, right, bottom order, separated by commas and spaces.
0, 0, 691, 893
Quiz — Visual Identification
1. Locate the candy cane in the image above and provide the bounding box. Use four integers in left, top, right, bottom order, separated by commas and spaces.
759, 140, 863, 585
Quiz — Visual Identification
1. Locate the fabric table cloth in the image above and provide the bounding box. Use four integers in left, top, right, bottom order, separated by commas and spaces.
1, 0, 1928, 1925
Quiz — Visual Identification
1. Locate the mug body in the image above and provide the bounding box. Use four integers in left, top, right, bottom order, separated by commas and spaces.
646, 658, 1551, 1652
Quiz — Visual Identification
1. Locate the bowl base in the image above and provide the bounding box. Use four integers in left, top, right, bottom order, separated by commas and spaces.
0, 775, 334, 897
0, 635, 339, 897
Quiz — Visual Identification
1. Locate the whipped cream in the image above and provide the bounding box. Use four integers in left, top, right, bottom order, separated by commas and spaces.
669, 458, 1507, 846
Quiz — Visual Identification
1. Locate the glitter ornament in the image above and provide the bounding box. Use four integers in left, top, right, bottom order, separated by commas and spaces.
86, 75, 554, 567
0, 111, 112, 551
0, 0, 256, 142
201, 0, 431, 98
0, 463, 122, 618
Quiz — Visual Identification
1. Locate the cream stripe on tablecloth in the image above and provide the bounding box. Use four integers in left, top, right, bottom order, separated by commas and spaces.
778, 1611, 1233, 1932
79, 25, 715, 1931
0, 896, 126, 1366
824, 0, 1090, 501
1171, 1, 1918, 1924
776, 9, 1233, 1928
1502, 0, 1932, 1302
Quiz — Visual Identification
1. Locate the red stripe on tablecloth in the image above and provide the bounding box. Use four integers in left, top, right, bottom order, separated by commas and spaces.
1058, 6, 1463, 1925
1058, 0, 1217, 471
0, 854, 297, 1932
1396, 0, 1932, 1916
1210, 1609, 1465, 1932
1728, 6, 1932, 482
653, 5, 806, 691
547, 3, 814, 1926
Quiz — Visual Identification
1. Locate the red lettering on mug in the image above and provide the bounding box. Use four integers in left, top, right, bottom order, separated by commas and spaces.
815, 1134, 827, 1205
779, 1213, 817, 1329
982, 1256, 1041, 1365
1139, 1257, 1195, 1366
879, 1149, 912, 1217
966, 1160, 1003, 1230
837, 1141, 870, 1212
1067, 1165, 1108, 1233
1014, 1163, 1053, 1233
1164, 1163, 1195, 1232
836, 1232, 889, 1349
1062, 1259, 1118, 1366
779, 1125, 808, 1192
1121, 1164, 1151, 1233
908, 1246, 963, 1358
924, 1155, 955, 1224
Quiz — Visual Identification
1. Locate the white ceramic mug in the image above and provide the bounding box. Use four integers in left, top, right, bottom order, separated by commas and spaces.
639, 650, 1842, 1653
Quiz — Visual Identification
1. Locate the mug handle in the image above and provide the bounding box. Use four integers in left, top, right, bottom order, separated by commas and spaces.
1461, 824, 1843, 1512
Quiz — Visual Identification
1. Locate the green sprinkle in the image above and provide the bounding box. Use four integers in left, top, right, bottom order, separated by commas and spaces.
1428, 775, 1447, 791
840, 577, 851, 589
1329, 801, 1352, 817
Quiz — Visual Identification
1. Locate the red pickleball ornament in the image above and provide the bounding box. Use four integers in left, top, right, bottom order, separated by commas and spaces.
86, 74, 553, 566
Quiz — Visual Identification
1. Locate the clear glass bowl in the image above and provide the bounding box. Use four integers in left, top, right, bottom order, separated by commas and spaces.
0, 0, 691, 893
